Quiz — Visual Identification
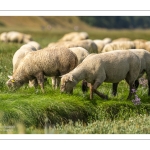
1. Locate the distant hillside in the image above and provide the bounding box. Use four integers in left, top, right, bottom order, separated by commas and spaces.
0, 16, 93, 31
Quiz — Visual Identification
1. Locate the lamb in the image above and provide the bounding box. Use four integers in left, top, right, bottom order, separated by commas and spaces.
6, 31, 32, 43
112, 49, 150, 97
60, 50, 141, 100
6, 46, 78, 92
59, 32, 89, 41
26, 41, 41, 50
102, 41, 135, 53
48, 39, 98, 53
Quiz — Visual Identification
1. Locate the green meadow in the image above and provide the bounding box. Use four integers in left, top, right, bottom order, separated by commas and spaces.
1, 28, 150, 134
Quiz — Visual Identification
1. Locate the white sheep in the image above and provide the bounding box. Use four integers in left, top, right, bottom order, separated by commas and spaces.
112, 49, 150, 97
144, 41, 150, 52
102, 38, 112, 44
112, 37, 131, 42
102, 41, 135, 53
7, 44, 37, 88
0, 32, 7, 42
6, 31, 32, 43
93, 40, 105, 53
26, 41, 41, 50
51, 47, 89, 89
12, 44, 37, 73
69, 47, 89, 64
6, 46, 78, 92
60, 50, 141, 100
59, 32, 89, 41
48, 39, 98, 53
133, 39, 147, 49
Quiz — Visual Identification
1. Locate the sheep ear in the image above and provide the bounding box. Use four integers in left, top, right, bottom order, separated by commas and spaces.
8, 75, 15, 82
8, 75, 13, 79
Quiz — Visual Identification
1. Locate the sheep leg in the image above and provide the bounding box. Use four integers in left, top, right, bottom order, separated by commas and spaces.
91, 81, 108, 100
56, 77, 61, 89
35, 72, 45, 93
82, 80, 88, 94
134, 79, 139, 89
148, 80, 150, 96
89, 84, 93, 100
112, 82, 119, 96
127, 83, 135, 100
51, 76, 56, 89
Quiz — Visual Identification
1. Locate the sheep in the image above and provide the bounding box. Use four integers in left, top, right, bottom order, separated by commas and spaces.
48, 39, 98, 53
12, 44, 37, 73
6, 46, 78, 92
26, 41, 41, 50
112, 37, 131, 43
102, 38, 112, 44
144, 41, 150, 52
93, 40, 105, 53
60, 50, 141, 100
68, 47, 89, 64
7, 44, 37, 88
51, 47, 89, 89
6, 31, 32, 43
59, 32, 89, 41
112, 49, 150, 97
102, 41, 135, 53
0, 32, 7, 42
133, 39, 147, 49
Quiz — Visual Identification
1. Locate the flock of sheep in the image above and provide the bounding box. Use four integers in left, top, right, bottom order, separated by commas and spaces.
1, 31, 150, 101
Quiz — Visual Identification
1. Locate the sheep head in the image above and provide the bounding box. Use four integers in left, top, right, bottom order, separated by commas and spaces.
60, 74, 76, 94
6, 75, 23, 90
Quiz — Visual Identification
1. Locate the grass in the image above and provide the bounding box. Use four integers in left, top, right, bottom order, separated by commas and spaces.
1, 27, 150, 134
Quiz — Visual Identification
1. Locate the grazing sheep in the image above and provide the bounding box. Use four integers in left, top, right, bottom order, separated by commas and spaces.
60, 50, 141, 100
0, 32, 7, 42
51, 47, 89, 89
27, 41, 41, 50
6, 31, 32, 43
59, 32, 89, 41
6, 46, 78, 92
48, 39, 98, 53
102, 41, 135, 53
112, 49, 150, 97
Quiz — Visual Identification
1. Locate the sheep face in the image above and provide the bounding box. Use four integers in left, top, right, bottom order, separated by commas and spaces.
60, 74, 75, 94
6, 76, 23, 90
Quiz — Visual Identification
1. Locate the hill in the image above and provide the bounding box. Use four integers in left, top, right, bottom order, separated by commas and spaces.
0, 16, 93, 32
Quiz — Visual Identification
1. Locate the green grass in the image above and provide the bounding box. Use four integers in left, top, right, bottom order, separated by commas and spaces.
1, 27, 150, 134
